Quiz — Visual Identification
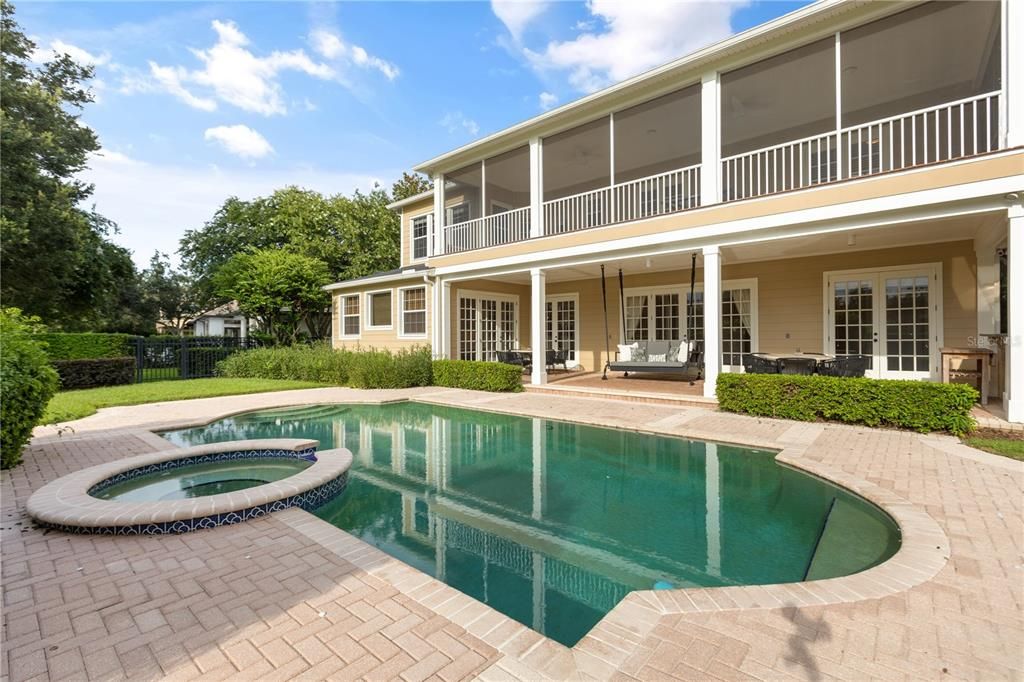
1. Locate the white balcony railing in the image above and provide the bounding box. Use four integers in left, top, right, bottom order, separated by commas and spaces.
721, 91, 1001, 202
544, 164, 701, 236
444, 205, 531, 254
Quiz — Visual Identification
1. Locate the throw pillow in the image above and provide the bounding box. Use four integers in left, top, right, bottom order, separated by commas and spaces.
632, 345, 649, 362
648, 353, 667, 362
616, 343, 636, 361
667, 340, 681, 362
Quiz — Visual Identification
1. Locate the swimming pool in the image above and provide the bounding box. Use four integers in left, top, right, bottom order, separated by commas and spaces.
163, 402, 900, 646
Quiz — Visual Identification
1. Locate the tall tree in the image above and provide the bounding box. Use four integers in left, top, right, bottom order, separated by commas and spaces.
214, 249, 331, 344
140, 252, 217, 335
391, 172, 431, 201
0, 1, 128, 327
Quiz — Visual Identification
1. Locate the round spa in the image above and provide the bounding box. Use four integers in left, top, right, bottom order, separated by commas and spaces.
26, 439, 351, 535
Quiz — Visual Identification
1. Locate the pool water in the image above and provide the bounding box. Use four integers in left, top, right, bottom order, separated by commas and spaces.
93, 458, 312, 502
163, 403, 900, 646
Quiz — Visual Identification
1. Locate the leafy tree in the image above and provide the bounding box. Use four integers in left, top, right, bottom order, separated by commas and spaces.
214, 249, 331, 345
0, 2, 130, 328
391, 171, 431, 201
179, 185, 401, 294
140, 252, 217, 335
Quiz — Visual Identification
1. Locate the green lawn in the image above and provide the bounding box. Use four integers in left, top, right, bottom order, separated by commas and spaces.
962, 435, 1024, 461
44, 378, 327, 423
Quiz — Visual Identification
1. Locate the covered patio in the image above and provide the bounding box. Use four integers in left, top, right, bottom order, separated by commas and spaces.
436, 208, 1013, 410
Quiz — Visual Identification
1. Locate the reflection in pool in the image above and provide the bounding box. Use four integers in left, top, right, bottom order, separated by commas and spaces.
93, 458, 312, 502
163, 402, 899, 646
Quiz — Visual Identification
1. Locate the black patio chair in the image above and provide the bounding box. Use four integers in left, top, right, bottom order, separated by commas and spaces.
497, 350, 531, 373
778, 357, 818, 375
546, 349, 568, 371
817, 354, 870, 378
743, 354, 780, 374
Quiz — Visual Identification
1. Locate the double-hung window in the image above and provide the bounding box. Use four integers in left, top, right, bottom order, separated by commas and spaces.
341, 295, 360, 337
411, 215, 430, 260
400, 287, 427, 337
367, 291, 392, 329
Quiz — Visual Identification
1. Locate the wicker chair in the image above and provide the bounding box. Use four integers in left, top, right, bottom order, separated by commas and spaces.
817, 354, 870, 377
742, 354, 780, 374
778, 357, 818, 375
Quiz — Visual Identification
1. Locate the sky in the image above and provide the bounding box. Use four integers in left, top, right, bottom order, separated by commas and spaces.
17, 0, 812, 269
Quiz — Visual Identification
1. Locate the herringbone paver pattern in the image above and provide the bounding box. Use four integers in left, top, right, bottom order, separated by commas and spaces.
3, 387, 1023, 681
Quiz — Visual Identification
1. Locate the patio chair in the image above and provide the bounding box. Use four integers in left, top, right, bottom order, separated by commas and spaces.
497, 350, 531, 372
817, 354, 870, 378
742, 354, 780, 374
546, 349, 568, 372
778, 357, 818, 375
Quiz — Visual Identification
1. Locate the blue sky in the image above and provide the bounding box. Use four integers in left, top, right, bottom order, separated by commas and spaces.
18, 0, 811, 267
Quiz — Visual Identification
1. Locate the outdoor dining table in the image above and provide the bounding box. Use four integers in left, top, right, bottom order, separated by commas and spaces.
751, 352, 835, 375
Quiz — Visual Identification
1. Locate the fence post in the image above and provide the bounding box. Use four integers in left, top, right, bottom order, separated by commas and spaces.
180, 336, 189, 380
134, 338, 144, 384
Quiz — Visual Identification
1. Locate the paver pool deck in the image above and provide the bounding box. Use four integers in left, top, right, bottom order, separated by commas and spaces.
3, 386, 1022, 681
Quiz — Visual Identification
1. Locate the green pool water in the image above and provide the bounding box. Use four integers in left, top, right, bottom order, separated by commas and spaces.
93, 458, 311, 502
163, 402, 899, 646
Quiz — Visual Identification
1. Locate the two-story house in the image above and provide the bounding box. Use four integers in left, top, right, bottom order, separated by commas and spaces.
327, 0, 1024, 422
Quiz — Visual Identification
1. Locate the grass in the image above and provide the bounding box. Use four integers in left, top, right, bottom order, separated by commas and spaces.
44, 377, 326, 423
962, 429, 1024, 461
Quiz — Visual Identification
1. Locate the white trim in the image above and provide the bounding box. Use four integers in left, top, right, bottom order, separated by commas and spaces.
432, 161, 1022, 279
387, 189, 434, 210
365, 289, 394, 331
531, 269, 547, 385
338, 293, 361, 340
325, 268, 430, 292
822, 262, 944, 380
545, 293, 580, 368
397, 284, 429, 340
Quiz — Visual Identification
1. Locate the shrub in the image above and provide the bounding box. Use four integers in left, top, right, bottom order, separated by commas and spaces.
218, 344, 351, 384
52, 357, 135, 390
432, 360, 524, 392
1, 309, 60, 468
34, 332, 134, 360
348, 347, 433, 389
716, 373, 977, 435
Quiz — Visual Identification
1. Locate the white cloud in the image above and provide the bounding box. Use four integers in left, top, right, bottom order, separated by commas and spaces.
538, 91, 558, 111
439, 111, 480, 137
142, 19, 337, 116
491, 0, 550, 42
310, 29, 399, 81
31, 38, 111, 67
204, 124, 274, 159
81, 151, 392, 267
520, 0, 742, 93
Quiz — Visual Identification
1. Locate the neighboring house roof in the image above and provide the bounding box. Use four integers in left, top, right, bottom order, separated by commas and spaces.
324, 263, 431, 291
413, 0, 872, 175
197, 301, 243, 318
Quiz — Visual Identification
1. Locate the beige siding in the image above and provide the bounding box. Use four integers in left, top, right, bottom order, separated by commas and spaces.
453, 241, 977, 372
399, 197, 434, 268
332, 281, 432, 353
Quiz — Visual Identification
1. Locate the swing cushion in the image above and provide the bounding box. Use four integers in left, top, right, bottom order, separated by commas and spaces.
608, 340, 702, 375
617, 343, 638, 361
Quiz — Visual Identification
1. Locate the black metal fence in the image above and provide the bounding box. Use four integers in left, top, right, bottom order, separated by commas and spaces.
131, 336, 262, 383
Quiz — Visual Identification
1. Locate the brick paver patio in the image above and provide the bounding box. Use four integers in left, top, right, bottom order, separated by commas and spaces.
3, 387, 1022, 681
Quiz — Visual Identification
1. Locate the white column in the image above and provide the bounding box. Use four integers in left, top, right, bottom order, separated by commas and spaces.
440, 281, 452, 359
433, 174, 445, 255
1007, 205, 1024, 423
531, 553, 545, 632
531, 268, 547, 385
700, 71, 721, 206
529, 137, 543, 238
430, 278, 442, 358
531, 417, 546, 520
1004, 0, 1023, 147
703, 246, 722, 398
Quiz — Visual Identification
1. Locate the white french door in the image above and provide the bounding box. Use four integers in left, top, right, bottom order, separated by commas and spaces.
458, 292, 519, 361
825, 265, 941, 379
545, 294, 579, 367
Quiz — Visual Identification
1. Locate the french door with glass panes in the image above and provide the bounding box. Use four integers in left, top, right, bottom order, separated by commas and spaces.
826, 265, 940, 379
458, 293, 518, 361
545, 295, 579, 367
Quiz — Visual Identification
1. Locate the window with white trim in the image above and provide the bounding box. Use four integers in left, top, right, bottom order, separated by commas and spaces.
341, 295, 360, 337
411, 215, 430, 260
367, 291, 392, 329
401, 287, 427, 336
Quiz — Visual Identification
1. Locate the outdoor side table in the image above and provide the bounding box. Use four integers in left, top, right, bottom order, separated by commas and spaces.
940, 347, 994, 405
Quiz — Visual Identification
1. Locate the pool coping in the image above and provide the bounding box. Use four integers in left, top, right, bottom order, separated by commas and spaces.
25, 438, 353, 534
53, 393, 953, 679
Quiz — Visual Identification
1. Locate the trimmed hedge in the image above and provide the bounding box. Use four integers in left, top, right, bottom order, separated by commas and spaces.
1, 311, 60, 469
35, 332, 134, 360
432, 360, 523, 393
52, 357, 135, 390
217, 345, 434, 389
716, 373, 977, 435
